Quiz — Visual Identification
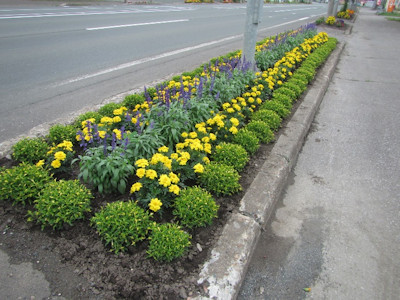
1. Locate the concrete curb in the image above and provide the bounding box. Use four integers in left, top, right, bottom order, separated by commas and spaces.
195, 41, 345, 300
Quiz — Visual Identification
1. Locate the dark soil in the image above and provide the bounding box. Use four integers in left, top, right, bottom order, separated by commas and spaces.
0, 92, 306, 299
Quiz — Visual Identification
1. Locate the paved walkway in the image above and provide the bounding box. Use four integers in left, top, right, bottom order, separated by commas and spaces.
239, 7, 400, 300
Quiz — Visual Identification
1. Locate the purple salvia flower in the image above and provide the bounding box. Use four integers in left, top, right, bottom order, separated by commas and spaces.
111, 133, 117, 152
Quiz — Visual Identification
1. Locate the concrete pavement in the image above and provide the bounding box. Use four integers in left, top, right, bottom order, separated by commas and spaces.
238, 8, 400, 300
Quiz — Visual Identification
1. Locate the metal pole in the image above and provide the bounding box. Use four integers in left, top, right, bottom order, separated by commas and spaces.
243, 0, 263, 66
327, 0, 335, 15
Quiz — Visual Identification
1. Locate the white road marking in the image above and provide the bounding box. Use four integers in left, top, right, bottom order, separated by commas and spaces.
57, 16, 315, 86
86, 19, 189, 31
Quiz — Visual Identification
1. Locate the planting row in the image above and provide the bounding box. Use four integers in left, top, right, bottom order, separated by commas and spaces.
0, 26, 337, 260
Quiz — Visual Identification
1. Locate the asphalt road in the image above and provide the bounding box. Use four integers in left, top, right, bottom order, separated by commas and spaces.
0, 3, 327, 143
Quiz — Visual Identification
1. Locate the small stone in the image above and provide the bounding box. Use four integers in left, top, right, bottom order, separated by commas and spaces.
196, 243, 203, 252
179, 287, 187, 299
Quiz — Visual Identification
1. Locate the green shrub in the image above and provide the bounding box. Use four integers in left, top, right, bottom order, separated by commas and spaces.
260, 100, 290, 118
12, 137, 49, 164
122, 94, 145, 110
212, 143, 249, 172
294, 67, 315, 83
284, 82, 303, 98
0, 163, 53, 205
27, 180, 92, 230
251, 109, 282, 131
271, 93, 293, 110
287, 78, 308, 92
91, 200, 152, 254
246, 120, 275, 144
147, 223, 191, 262
98, 102, 123, 117
232, 129, 260, 155
173, 186, 219, 229
74, 111, 102, 128
315, 16, 325, 25
272, 87, 297, 102
48, 124, 77, 145
199, 162, 241, 196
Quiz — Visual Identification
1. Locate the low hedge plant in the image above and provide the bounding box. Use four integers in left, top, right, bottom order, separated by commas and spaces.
212, 142, 249, 172
91, 200, 152, 254
147, 223, 191, 262
0, 163, 53, 205
232, 128, 260, 155
12, 137, 49, 164
27, 180, 92, 230
198, 162, 241, 196
250, 109, 282, 131
245, 120, 275, 144
173, 186, 219, 229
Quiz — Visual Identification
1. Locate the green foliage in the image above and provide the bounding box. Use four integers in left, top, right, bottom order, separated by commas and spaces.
294, 67, 315, 83
271, 93, 293, 110
315, 16, 325, 25
273, 87, 297, 102
27, 180, 92, 230
245, 120, 275, 144
147, 223, 191, 262
74, 111, 102, 128
251, 109, 282, 131
173, 186, 219, 229
98, 102, 123, 117
199, 162, 241, 196
122, 94, 145, 110
77, 146, 134, 194
212, 142, 249, 172
48, 124, 77, 145
232, 128, 260, 155
126, 130, 164, 160
12, 137, 49, 164
260, 100, 291, 118
284, 82, 303, 98
0, 163, 52, 205
91, 200, 152, 254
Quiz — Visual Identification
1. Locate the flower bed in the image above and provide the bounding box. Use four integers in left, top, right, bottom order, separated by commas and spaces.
0, 24, 337, 298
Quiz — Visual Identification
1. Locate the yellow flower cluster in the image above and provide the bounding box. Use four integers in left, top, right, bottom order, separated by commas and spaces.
149, 198, 162, 212
39, 140, 74, 170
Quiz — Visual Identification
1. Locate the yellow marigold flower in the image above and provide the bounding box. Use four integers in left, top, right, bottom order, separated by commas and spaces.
227, 108, 235, 114
176, 143, 185, 150
202, 136, 210, 143
163, 157, 172, 170
130, 182, 142, 193
204, 143, 212, 154
193, 163, 204, 173
113, 108, 123, 116
189, 132, 197, 138
230, 117, 239, 127
100, 116, 113, 125
229, 126, 238, 135
233, 104, 241, 111
181, 132, 189, 138
170, 153, 179, 160
169, 184, 180, 195
36, 160, 45, 167
149, 198, 162, 212
136, 168, 146, 178
51, 159, 61, 169
131, 117, 137, 124
203, 156, 210, 164
257, 98, 263, 104
222, 102, 231, 110
150, 153, 165, 165
135, 158, 149, 168
54, 151, 66, 161
248, 97, 255, 103
169, 172, 180, 184
209, 133, 217, 141
113, 116, 121, 124
98, 131, 106, 139
197, 126, 207, 134
158, 174, 171, 187
76, 135, 82, 141
277, 80, 283, 85
113, 129, 122, 140
145, 169, 158, 180
158, 146, 169, 153
84, 135, 91, 142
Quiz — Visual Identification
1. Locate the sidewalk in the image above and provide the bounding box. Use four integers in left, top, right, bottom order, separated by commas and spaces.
238, 8, 400, 299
